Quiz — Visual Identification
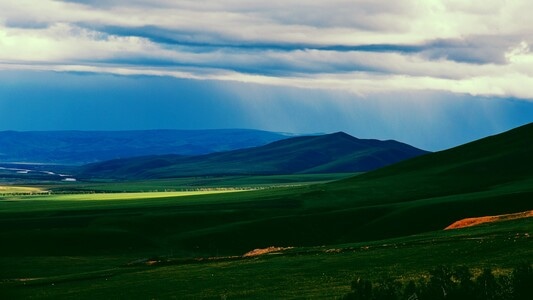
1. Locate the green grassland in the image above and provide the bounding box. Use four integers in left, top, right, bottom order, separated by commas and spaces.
43, 173, 355, 193
1, 218, 530, 299
4, 190, 246, 202
0, 185, 44, 194
0, 173, 531, 298
0, 123, 532, 298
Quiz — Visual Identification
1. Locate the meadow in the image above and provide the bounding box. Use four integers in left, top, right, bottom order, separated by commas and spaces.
1, 212, 530, 298
1, 173, 531, 298
1, 123, 532, 298
45, 173, 354, 192
0, 185, 44, 194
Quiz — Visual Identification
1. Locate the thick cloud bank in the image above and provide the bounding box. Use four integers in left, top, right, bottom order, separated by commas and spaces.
1, 0, 533, 99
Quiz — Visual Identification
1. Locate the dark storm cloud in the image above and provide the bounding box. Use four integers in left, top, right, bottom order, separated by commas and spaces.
86, 24, 522, 66
421, 36, 526, 64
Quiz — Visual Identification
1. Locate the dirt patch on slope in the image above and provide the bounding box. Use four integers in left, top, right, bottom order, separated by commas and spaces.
243, 246, 293, 257
445, 210, 533, 230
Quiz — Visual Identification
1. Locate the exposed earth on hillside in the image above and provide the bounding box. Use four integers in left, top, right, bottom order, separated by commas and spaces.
445, 210, 533, 230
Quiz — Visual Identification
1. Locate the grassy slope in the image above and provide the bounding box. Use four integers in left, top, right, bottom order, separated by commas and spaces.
0, 123, 531, 297
1, 218, 531, 299
1, 123, 531, 257
134, 123, 533, 254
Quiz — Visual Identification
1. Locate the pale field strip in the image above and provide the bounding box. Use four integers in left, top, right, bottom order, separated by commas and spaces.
0, 189, 248, 201
0, 186, 44, 194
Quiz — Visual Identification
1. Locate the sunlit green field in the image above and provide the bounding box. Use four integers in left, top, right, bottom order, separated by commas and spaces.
0, 185, 44, 194
3, 189, 246, 201
43, 173, 355, 193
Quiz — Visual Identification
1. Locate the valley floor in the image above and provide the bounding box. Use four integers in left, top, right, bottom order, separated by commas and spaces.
1, 218, 531, 299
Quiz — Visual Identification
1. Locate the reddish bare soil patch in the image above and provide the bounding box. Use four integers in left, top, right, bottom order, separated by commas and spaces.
242, 246, 293, 257
445, 210, 533, 230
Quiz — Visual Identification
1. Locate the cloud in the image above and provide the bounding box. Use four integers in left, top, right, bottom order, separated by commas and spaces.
1, 0, 533, 99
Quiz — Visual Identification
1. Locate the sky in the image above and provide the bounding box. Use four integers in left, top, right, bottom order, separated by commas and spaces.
0, 0, 532, 151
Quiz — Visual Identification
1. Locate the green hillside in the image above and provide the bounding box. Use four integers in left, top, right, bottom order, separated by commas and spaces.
2, 218, 531, 299
0, 123, 531, 298
79, 132, 428, 179
1, 123, 531, 257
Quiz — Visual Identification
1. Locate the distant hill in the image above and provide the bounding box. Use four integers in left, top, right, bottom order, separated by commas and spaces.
0, 129, 290, 165
78, 132, 429, 179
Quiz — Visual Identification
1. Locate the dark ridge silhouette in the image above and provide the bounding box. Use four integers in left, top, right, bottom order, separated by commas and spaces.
78, 132, 428, 179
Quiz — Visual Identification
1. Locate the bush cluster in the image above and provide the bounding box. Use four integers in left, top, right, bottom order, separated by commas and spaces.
343, 263, 532, 300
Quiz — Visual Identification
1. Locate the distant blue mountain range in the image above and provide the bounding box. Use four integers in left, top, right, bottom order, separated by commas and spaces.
0, 129, 291, 165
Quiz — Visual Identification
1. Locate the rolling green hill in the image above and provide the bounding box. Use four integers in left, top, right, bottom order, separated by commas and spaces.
329, 120, 533, 207
1, 123, 531, 258
78, 132, 428, 179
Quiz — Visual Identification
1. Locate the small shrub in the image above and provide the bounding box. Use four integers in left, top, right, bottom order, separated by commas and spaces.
450, 265, 475, 299
344, 277, 373, 300
512, 262, 533, 300
402, 280, 419, 300
475, 268, 499, 300
373, 278, 401, 300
